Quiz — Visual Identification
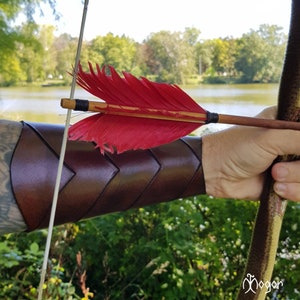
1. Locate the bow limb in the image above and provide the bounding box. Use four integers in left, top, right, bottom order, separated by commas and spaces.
37, 1, 90, 299
237, 1, 300, 299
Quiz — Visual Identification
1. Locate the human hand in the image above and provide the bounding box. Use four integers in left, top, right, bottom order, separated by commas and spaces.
202, 106, 300, 201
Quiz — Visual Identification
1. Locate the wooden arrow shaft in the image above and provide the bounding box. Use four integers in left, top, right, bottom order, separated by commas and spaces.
62, 98, 300, 130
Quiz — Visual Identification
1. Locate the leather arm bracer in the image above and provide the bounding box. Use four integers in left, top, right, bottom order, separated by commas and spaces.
11, 122, 206, 231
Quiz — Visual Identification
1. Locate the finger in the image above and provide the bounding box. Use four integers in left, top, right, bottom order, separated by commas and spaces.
273, 182, 300, 202
255, 106, 277, 119
254, 106, 300, 156
271, 161, 300, 183
258, 129, 300, 157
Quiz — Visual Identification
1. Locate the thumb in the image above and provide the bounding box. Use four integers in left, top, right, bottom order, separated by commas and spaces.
255, 106, 277, 119
258, 129, 300, 158
254, 106, 300, 156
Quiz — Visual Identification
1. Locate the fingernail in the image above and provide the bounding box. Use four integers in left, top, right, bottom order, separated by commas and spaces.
274, 183, 287, 195
276, 166, 289, 180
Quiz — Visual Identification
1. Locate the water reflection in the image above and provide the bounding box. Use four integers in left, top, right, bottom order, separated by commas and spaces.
0, 84, 279, 129
188, 83, 278, 104
0, 86, 97, 124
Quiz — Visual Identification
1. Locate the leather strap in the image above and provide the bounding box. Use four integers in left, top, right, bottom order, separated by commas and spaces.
11, 122, 205, 231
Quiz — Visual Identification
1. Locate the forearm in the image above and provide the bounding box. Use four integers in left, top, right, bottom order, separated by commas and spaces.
0, 120, 26, 234
1, 121, 206, 234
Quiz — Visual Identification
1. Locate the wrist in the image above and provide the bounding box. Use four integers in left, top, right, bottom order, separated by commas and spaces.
202, 132, 227, 198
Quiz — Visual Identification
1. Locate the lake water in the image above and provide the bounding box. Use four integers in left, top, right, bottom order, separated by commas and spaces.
0, 84, 280, 132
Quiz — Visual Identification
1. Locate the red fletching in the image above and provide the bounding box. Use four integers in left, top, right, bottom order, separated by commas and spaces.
69, 63, 207, 153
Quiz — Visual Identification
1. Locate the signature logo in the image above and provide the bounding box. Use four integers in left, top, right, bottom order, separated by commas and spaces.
242, 273, 283, 294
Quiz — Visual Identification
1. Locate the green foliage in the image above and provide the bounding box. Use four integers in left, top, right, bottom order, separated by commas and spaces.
273, 203, 300, 296
0, 0, 58, 85
0, 0, 288, 86
142, 30, 198, 83
88, 34, 137, 72
0, 225, 85, 299
1, 198, 300, 298
235, 25, 286, 83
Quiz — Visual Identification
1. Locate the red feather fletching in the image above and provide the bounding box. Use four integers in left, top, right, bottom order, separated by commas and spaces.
69, 63, 206, 153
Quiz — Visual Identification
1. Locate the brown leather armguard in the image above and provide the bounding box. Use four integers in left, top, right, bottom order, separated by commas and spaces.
11, 122, 206, 231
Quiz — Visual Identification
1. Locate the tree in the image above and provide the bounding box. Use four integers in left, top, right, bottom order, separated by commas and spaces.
209, 37, 238, 77
52, 33, 80, 81
17, 22, 44, 83
0, 0, 57, 85
195, 40, 213, 76
88, 33, 137, 73
182, 27, 202, 81
39, 25, 56, 80
235, 24, 287, 83
143, 28, 200, 84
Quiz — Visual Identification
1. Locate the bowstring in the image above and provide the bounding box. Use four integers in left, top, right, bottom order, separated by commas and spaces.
37, 0, 89, 298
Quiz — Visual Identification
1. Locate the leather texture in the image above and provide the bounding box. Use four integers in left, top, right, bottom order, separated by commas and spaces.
11, 122, 205, 231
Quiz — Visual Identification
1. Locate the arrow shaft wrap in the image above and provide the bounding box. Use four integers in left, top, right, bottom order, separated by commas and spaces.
11, 122, 205, 231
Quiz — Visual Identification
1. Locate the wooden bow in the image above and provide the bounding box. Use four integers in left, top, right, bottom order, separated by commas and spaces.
237, 1, 300, 298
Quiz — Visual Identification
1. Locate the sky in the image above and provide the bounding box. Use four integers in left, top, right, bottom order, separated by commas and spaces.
38, 0, 292, 42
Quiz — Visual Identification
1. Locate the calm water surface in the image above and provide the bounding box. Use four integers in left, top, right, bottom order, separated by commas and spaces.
0, 84, 279, 132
